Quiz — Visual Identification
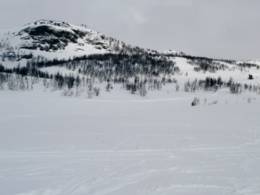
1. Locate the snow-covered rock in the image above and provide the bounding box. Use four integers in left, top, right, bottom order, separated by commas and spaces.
0, 19, 131, 64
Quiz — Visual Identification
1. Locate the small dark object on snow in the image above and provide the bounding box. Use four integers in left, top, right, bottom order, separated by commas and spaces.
191, 97, 200, 106
248, 74, 254, 80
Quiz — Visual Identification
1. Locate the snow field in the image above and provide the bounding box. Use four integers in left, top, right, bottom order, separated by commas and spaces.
0, 90, 260, 195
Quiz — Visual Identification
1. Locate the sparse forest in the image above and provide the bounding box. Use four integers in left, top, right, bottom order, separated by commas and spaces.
1, 51, 260, 97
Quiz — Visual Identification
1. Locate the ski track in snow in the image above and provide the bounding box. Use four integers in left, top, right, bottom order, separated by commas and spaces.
0, 90, 260, 195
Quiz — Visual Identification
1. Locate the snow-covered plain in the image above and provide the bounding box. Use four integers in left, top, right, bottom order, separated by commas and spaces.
1, 89, 260, 195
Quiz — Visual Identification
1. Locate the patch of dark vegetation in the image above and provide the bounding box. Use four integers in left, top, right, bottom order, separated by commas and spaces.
183, 76, 260, 95
237, 62, 260, 69
20, 25, 87, 51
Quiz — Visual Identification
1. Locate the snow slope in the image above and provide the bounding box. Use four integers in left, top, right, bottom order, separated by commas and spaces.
171, 57, 260, 85
0, 89, 260, 195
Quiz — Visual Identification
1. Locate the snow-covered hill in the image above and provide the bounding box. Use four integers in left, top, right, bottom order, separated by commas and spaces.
0, 19, 260, 95
0, 19, 136, 66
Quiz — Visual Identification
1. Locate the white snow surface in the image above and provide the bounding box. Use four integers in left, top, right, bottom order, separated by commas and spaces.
1, 88, 260, 195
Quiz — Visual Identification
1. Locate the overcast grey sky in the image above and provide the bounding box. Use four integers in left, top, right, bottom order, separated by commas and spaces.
0, 0, 259, 60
